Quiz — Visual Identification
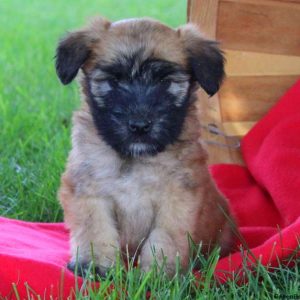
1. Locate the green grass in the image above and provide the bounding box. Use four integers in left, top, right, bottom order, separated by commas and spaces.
0, 0, 186, 222
1, 1, 299, 299
10, 246, 300, 300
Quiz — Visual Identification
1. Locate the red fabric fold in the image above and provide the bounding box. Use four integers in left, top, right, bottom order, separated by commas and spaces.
0, 218, 81, 299
1, 79, 299, 298
213, 79, 300, 279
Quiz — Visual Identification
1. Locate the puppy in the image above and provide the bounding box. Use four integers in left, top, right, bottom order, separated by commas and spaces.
55, 17, 233, 277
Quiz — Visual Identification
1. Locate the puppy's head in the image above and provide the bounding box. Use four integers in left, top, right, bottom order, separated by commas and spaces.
55, 18, 224, 158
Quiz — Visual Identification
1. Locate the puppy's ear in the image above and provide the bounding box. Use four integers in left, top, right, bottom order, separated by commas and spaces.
55, 31, 91, 84
55, 17, 111, 85
178, 24, 225, 96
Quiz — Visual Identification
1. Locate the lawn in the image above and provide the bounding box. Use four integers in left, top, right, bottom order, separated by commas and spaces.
0, 0, 299, 299
0, 0, 186, 222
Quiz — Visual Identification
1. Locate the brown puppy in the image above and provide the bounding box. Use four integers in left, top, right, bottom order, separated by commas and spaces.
55, 17, 233, 277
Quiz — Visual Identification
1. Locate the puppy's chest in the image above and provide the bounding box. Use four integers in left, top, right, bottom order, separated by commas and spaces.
112, 163, 164, 248
91, 156, 193, 248
99, 159, 177, 202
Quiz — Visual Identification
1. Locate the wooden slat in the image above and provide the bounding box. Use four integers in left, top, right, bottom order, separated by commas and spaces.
187, 0, 191, 21
219, 76, 299, 122
225, 50, 300, 76
217, 0, 300, 56
223, 121, 256, 136
187, 0, 300, 165
188, 0, 234, 164
188, 0, 219, 34
222, 0, 300, 8
228, 143, 245, 165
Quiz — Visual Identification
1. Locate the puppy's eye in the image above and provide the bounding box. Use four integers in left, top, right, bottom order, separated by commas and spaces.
108, 77, 119, 86
160, 78, 171, 83
112, 110, 123, 117
160, 78, 172, 87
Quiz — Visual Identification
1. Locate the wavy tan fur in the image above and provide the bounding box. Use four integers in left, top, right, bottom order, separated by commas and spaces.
58, 17, 234, 276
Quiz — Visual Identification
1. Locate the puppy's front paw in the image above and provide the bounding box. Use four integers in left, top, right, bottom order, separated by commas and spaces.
140, 229, 182, 277
67, 260, 110, 279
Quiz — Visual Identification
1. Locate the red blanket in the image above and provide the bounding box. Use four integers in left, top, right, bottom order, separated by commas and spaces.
1, 80, 300, 298
212, 79, 300, 280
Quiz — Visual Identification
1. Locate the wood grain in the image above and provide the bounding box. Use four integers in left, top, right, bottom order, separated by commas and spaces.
217, 0, 300, 56
225, 50, 300, 76
223, 121, 255, 136
219, 76, 299, 122
228, 143, 245, 165
187, 0, 191, 22
188, 0, 234, 164
222, 0, 300, 8
188, 0, 219, 35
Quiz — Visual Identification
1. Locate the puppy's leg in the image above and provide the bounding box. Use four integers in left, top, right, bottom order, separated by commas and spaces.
140, 228, 180, 276
140, 196, 193, 276
64, 196, 120, 277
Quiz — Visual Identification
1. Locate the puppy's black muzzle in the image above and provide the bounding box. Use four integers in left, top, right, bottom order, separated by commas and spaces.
128, 119, 152, 135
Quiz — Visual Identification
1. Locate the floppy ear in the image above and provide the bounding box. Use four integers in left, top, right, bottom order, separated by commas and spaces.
55, 31, 92, 85
55, 17, 111, 85
178, 24, 225, 96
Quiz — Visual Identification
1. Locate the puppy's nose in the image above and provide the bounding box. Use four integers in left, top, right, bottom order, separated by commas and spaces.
128, 120, 152, 134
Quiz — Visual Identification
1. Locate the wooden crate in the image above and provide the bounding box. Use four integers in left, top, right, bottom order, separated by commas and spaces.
187, 0, 300, 164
